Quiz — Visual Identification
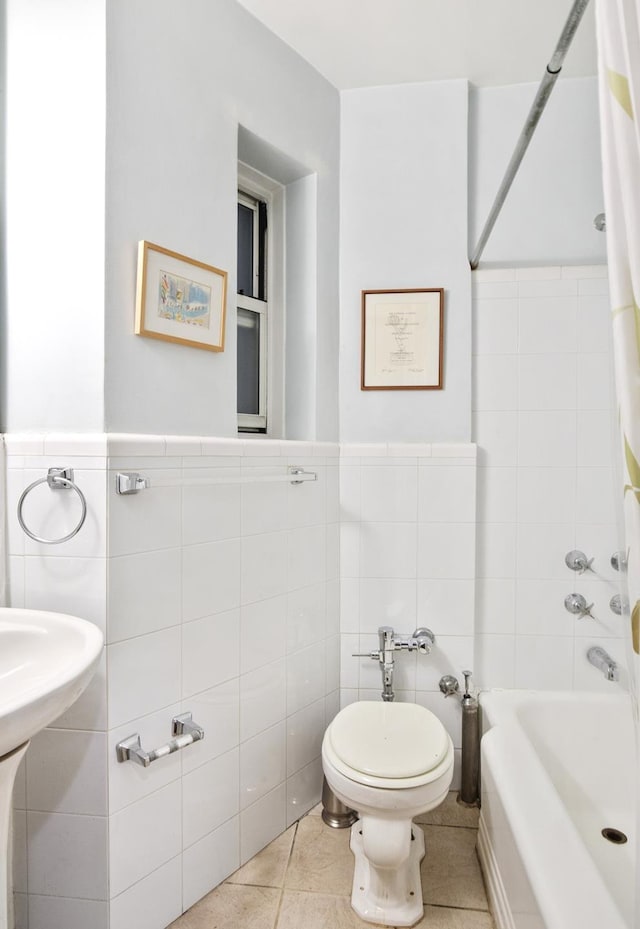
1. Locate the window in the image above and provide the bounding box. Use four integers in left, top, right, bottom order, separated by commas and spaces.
237, 189, 268, 432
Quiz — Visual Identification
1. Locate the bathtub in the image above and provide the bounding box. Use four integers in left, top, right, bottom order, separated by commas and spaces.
478, 690, 636, 929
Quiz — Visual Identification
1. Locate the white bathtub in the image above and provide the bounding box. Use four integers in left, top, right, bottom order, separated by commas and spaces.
478, 690, 636, 929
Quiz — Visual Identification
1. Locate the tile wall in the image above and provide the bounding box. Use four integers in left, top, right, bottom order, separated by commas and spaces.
4, 434, 339, 929
339, 443, 478, 787
472, 265, 625, 692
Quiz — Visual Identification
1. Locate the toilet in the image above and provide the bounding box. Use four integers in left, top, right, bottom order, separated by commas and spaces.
321, 701, 454, 927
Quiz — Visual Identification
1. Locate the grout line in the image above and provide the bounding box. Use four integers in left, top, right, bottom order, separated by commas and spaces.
272, 821, 299, 928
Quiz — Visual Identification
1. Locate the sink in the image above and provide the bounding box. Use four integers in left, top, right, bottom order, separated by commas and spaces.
0, 607, 103, 758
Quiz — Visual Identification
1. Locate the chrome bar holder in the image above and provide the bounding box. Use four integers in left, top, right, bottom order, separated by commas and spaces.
289, 467, 317, 485
116, 713, 204, 767
116, 472, 151, 495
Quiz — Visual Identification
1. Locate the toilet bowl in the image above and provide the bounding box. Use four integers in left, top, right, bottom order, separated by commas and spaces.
321, 701, 454, 927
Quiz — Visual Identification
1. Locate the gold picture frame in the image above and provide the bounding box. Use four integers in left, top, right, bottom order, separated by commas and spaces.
361, 288, 444, 390
135, 240, 227, 352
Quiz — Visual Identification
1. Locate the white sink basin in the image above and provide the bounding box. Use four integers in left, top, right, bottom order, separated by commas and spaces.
0, 608, 103, 758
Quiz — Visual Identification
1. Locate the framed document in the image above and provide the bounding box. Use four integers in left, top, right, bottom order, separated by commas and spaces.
361, 288, 444, 390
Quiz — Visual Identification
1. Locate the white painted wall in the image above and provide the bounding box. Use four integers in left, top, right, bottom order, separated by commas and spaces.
104, 0, 340, 440
339, 80, 472, 444
4, 0, 106, 432
469, 77, 606, 267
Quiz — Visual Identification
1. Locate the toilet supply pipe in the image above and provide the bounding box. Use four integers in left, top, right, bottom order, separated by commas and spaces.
439, 670, 480, 807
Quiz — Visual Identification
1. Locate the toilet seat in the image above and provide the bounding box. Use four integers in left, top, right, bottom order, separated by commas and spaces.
324, 701, 453, 789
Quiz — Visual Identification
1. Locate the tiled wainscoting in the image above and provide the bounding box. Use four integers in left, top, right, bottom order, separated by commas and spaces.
339, 443, 478, 788
4, 434, 340, 929
471, 265, 625, 692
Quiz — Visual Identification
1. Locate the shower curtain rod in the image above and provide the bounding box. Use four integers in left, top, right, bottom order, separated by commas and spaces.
469, 0, 592, 270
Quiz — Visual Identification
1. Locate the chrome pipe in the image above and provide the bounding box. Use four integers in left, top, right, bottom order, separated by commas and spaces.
469, 0, 592, 270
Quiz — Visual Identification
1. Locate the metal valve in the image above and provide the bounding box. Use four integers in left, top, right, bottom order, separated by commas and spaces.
564, 593, 594, 619
565, 550, 594, 575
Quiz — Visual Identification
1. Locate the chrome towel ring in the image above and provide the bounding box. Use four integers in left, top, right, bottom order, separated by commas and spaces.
17, 467, 87, 544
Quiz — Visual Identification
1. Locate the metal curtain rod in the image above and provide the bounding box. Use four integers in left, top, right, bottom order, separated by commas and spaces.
469, 0, 592, 270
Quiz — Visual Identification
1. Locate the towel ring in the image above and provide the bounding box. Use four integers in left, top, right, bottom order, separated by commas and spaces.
17, 467, 87, 545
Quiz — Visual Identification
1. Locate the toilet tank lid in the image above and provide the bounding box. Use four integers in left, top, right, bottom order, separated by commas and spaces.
328, 701, 449, 778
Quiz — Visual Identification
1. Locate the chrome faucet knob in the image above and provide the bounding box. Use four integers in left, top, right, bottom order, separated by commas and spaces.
564, 593, 594, 619
609, 594, 628, 616
565, 550, 595, 575
611, 551, 628, 573
439, 675, 459, 697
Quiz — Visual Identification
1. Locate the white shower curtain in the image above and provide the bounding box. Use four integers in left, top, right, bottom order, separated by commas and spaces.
596, 0, 640, 710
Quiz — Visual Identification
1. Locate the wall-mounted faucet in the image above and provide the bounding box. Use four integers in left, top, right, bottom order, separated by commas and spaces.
587, 646, 619, 682
353, 625, 435, 701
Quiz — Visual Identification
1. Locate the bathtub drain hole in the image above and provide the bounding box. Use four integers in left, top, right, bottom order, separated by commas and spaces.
602, 827, 628, 845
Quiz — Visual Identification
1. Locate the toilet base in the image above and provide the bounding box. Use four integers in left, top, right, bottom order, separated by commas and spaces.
350, 822, 426, 927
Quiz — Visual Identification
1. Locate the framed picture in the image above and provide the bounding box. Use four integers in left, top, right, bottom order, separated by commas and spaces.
361, 288, 444, 390
135, 241, 227, 352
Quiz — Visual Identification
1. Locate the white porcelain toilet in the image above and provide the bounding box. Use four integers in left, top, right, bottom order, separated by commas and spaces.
322, 701, 454, 927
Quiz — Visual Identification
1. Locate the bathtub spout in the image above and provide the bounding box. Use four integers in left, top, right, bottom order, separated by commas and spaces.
587, 646, 619, 682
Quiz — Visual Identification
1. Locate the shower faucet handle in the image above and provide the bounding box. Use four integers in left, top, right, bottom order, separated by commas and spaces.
564, 593, 594, 619
565, 550, 595, 575
351, 650, 380, 660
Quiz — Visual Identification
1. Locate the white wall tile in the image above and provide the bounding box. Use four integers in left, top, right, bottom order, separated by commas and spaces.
340, 523, 360, 577
108, 626, 181, 728
181, 679, 240, 776
182, 609, 240, 698
339, 466, 361, 521
24, 556, 106, 634
361, 523, 417, 579
109, 780, 181, 897
562, 265, 607, 280
473, 299, 518, 355
576, 469, 616, 524
577, 295, 612, 352
517, 279, 578, 298
475, 634, 515, 690
287, 758, 323, 827
8, 555, 25, 607
325, 635, 341, 693
517, 412, 577, 467
359, 578, 417, 632
183, 749, 239, 848
414, 635, 474, 691
339, 578, 360, 633
241, 595, 287, 673
326, 521, 340, 580
109, 855, 182, 929
518, 354, 577, 411
517, 524, 576, 580
28, 897, 109, 929
239, 722, 286, 811
26, 729, 107, 815
326, 578, 340, 637
340, 635, 360, 689
515, 635, 574, 689
108, 549, 180, 642
417, 579, 474, 636
417, 524, 475, 579
418, 467, 476, 522
475, 579, 516, 635
287, 468, 326, 528
577, 411, 614, 467
360, 466, 418, 523
517, 297, 577, 353
241, 531, 287, 604
476, 523, 517, 579
27, 811, 108, 898
182, 817, 240, 911
515, 579, 576, 636
472, 281, 518, 299
516, 267, 562, 282
240, 659, 286, 742
286, 643, 326, 715
183, 539, 241, 620
109, 478, 180, 556
286, 697, 325, 777
476, 468, 517, 523
13, 809, 27, 892
517, 468, 576, 525
182, 479, 241, 545
6, 468, 26, 555
574, 524, 620, 581
240, 783, 287, 864
473, 412, 519, 467
240, 479, 288, 536
577, 354, 613, 411
578, 276, 609, 294
287, 525, 326, 591
472, 355, 518, 411
54, 648, 107, 731
287, 583, 326, 653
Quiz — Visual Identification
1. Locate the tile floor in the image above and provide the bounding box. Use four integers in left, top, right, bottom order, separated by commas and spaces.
169, 793, 495, 929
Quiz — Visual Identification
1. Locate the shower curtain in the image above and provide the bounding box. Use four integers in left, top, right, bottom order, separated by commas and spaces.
596, 4, 640, 926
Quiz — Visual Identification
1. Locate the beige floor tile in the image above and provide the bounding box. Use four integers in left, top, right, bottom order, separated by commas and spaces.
414, 905, 495, 928
307, 802, 323, 816
421, 826, 488, 910
167, 883, 280, 929
227, 825, 297, 888
415, 792, 480, 829
284, 814, 354, 896
277, 890, 388, 929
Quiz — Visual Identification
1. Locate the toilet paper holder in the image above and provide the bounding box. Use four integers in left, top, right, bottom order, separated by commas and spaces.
116, 712, 204, 767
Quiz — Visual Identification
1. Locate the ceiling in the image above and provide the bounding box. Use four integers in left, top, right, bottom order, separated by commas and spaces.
235, 0, 597, 89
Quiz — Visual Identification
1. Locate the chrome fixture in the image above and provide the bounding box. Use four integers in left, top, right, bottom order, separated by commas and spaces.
564, 593, 594, 619
353, 625, 435, 702
116, 713, 204, 766
439, 675, 460, 698
116, 472, 151, 495
289, 467, 317, 485
587, 646, 619, 682
611, 551, 627, 573
594, 212, 606, 232
17, 467, 87, 544
565, 550, 594, 574
609, 594, 628, 616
